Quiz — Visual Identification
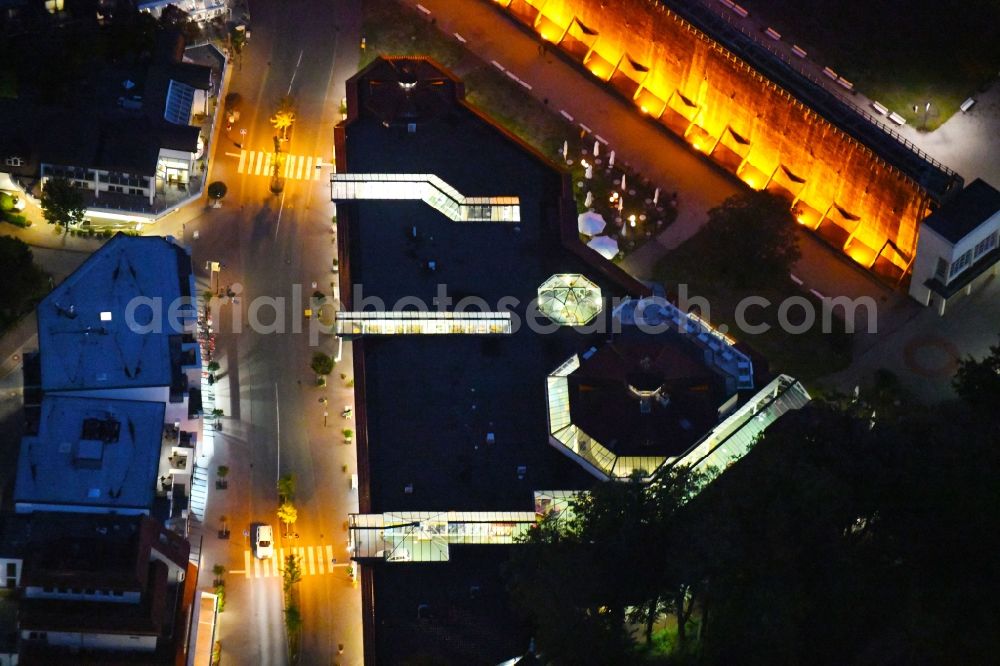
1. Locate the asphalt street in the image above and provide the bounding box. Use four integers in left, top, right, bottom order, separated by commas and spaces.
170, 1, 365, 664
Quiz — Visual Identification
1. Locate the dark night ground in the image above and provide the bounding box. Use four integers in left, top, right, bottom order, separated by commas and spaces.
738, 0, 1000, 128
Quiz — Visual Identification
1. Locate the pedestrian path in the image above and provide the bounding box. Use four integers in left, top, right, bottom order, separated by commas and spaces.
242, 544, 342, 579
236, 150, 324, 181
189, 464, 209, 522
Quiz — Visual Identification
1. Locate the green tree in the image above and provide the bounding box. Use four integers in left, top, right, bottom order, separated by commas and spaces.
505, 513, 632, 664
282, 554, 303, 594
310, 351, 334, 376
0, 237, 49, 331
277, 474, 296, 501
159, 5, 200, 43
40, 178, 86, 228
270, 96, 296, 140
284, 604, 303, 633
701, 190, 800, 286
230, 26, 247, 56
952, 336, 1000, 410
0, 192, 16, 211
207, 181, 227, 200
277, 501, 298, 533
505, 467, 706, 661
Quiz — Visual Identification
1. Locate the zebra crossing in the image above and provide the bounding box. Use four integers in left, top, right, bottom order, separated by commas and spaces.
236, 150, 324, 181
243, 544, 343, 579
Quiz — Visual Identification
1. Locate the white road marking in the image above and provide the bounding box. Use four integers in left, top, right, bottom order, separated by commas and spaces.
307, 546, 317, 575
244, 550, 252, 579
237, 150, 321, 181
287, 50, 305, 96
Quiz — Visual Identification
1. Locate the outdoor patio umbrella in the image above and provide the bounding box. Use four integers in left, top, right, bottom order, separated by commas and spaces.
587, 235, 620, 260
578, 211, 607, 236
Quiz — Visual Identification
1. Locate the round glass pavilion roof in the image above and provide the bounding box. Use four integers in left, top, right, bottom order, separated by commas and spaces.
537, 274, 603, 326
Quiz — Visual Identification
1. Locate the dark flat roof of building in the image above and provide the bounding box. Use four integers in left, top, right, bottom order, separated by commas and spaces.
372, 547, 529, 665
922, 178, 1000, 244
343, 59, 657, 512
341, 56, 743, 663
569, 330, 725, 458
14, 396, 165, 513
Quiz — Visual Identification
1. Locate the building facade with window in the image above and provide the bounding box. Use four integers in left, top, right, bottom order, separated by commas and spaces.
909, 179, 1000, 314
0, 512, 194, 664
138, 0, 230, 23
21, 234, 206, 537
0, 31, 217, 220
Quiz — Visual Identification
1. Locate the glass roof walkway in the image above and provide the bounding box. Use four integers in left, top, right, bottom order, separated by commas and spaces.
330, 173, 520, 222
334, 311, 513, 336
546, 352, 810, 483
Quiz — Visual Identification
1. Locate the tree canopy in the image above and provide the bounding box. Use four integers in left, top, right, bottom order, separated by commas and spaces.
952, 337, 1000, 410
700, 190, 800, 286
277, 474, 296, 502
207, 181, 228, 200
0, 237, 49, 331
40, 178, 86, 227
505, 357, 1000, 664
310, 351, 335, 376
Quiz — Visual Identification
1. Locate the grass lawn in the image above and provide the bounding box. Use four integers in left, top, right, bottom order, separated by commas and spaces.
361, 0, 465, 71
742, 0, 1000, 129
361, 0, 567, 157
653, 230, 851, 383
0, 237, 50, 335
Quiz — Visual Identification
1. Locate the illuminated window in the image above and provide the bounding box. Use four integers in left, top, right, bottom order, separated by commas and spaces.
537, 274, 603, 326
335, 311, 513, 336
330, 173, 520, 222
100, 311, 113, 322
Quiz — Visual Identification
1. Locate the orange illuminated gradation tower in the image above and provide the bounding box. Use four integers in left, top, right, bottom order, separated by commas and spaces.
493, 0, 962, 277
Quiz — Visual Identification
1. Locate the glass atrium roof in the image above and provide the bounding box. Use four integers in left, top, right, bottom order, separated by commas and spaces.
537, 274, 603, 326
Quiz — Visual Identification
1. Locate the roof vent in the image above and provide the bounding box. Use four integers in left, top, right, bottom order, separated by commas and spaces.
54, 303, 77, 319
74, 439, 105, 469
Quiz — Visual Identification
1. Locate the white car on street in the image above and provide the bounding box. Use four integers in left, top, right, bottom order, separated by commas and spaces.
253, 524, 274, 559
